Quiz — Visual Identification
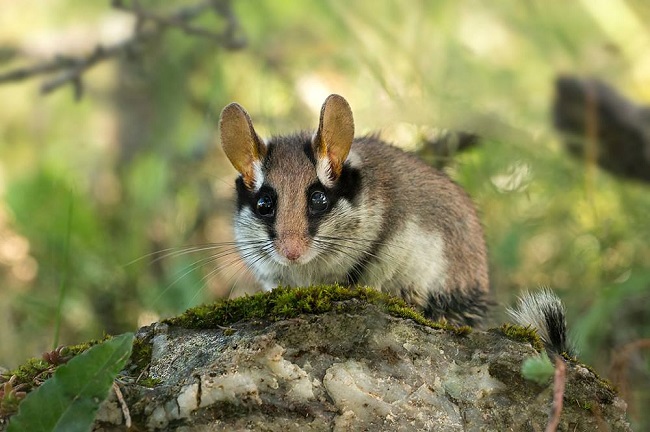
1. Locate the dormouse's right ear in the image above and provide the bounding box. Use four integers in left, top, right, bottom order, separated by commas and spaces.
313, 94, 354, 186
219, 102, 267, 190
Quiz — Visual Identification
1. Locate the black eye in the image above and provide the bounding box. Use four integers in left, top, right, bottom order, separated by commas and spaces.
309, 191, 328, 214
256, 195, 275, 217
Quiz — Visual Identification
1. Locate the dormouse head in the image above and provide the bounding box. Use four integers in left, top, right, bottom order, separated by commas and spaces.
219, 95, 360, 266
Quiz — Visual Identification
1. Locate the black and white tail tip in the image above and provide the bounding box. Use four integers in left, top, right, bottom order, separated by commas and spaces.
507, 288, 575, 356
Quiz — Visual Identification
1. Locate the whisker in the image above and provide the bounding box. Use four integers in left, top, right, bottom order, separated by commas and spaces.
313, 242, 385, 284
317, 235, 415, 257
312, 237, 407, 284
144, 228, 424, 310
148, 241, 270, 308
178, 241, 272, 309
227, 250, 273, 299
225, 259, 255, 299
150, 254, 224, 307
124, 240, 265, 267
314, 238, 399, 264
184, 256, 242, 308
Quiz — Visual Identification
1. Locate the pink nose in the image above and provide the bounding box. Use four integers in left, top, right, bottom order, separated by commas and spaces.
278, 235, 307, 261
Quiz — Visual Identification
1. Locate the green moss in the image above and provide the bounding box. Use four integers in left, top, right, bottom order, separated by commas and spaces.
64, 336, 110, 356
138, 377, 162, 388
130, 336, 153, 376
222, 327, 236, 336
580, 401, 593, 411
561, 353, 612, 386
494, 323, 545, 352
1, 284, 466, 407
0, 336, 112, 397
164, 284, 471, 335
1, 358, 51, 389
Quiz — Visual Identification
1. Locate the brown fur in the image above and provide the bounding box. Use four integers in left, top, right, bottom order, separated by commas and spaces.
265, 138, 317, 260
220, 95, 490, 326
351, 137, 489, 298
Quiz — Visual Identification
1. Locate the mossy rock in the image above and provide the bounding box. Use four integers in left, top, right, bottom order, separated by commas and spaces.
1, 285, 631, 431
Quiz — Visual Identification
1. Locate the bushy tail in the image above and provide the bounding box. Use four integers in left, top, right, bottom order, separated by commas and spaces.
507, 288, 575, 356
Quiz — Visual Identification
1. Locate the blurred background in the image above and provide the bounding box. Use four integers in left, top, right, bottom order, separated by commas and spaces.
1, 0, 649, 428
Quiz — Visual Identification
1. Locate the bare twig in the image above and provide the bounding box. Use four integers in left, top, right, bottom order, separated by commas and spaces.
113, 382, 132, 428
0, 0, 246, 99
38, 45, 123, 98
545, 358, 566, 432
0, 57, 76, 83
113, 0, 245, 48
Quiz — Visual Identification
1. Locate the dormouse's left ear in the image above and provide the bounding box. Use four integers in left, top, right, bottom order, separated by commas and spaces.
313, 94, 355, 184
219, 102, 267, 190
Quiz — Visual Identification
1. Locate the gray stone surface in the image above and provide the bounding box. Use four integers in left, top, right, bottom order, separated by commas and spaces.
94, 302, 630, 431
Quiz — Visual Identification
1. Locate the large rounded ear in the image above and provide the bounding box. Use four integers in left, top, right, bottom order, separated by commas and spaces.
220, 102, 267, 190
313, 94, 355, 184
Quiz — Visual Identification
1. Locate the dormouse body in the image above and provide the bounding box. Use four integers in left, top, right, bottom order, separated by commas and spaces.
220, 95, 489, 326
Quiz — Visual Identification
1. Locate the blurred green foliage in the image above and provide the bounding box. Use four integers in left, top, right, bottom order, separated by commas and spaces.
1, 0, 649, 428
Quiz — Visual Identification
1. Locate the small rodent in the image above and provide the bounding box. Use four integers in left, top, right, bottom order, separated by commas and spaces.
219, 94, 571, 354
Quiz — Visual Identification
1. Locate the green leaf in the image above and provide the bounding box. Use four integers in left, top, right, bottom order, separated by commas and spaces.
521, 352, 555, 385
7, 333, 134, 432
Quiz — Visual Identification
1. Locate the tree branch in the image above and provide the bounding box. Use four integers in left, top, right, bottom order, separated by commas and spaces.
0, 0, 246, 99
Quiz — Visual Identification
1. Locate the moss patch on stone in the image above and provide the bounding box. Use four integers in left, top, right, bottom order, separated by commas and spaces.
1, 358, 50, 390
493, 323, 545, 352
129, 336, 153, 378
64, 338, 107, 356
138, 377, 163, 388
164, 284, 471, 336
0, 336, 110, 401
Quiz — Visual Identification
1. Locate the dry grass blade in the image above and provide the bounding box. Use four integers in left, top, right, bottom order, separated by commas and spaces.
113, 382, 131, 428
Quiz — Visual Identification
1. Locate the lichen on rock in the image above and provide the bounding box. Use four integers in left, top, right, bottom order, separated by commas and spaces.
88, 285, 630, 431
